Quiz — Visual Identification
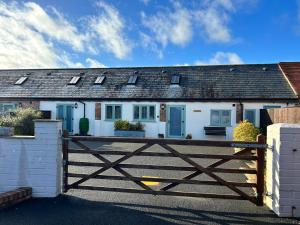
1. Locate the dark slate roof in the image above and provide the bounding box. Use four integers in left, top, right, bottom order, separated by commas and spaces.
0, 64, 297, 101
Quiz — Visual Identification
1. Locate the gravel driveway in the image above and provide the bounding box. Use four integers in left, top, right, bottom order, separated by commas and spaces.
0, 142, 298, 225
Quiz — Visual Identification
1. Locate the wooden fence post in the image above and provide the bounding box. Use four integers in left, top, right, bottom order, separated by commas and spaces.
256, 134, 266, 206
62, 130, 69, 193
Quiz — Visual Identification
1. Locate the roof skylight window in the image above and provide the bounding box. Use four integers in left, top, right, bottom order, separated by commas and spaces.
171, 75, 180, 85
127, 75, 138, 85
94, 76, 106, 85
68, 76, 81, 85
15, 76, 28, 85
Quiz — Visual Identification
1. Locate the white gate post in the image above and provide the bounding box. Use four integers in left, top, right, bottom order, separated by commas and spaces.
0, 120, 62, 197
266, 123, 300, 218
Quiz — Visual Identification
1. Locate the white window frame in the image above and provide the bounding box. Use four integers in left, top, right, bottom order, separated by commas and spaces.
210, 110, 231, 127
133, 105, 156, 122
105, 104, 122, 121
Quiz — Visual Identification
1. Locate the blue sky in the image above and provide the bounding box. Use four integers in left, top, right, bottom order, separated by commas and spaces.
0, 0, 299, 69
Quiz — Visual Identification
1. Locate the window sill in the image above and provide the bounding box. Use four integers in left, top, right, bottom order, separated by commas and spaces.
209, 125, 231, 127
132, 120, 156, 123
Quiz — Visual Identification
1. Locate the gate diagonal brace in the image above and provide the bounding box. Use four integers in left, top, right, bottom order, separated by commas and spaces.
69, 141, 154, 191
72, 141, 154, 192
159, 144, 256, 205
161, 148, 252, 191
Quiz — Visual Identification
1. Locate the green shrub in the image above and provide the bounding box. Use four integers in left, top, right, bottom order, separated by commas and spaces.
114, 120, 144, 131
114, 120, 130, 130
233, 120, 260, 142
79, 118, 89, 135
0, 108, 42, 135
129, 123, 137, 131
134, 122, 144, 131
185, 133, 192, 139
0, 116, 16, 127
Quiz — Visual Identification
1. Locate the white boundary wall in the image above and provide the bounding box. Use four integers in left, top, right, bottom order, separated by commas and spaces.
266, 123, 300, 218
0, 120, 62, 197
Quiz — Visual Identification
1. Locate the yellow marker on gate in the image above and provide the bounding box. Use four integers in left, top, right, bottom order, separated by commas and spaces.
141, 176, 160, 186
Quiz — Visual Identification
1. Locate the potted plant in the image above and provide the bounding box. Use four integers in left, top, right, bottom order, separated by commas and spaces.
114, 120, 145, 137
79, 118, 89, 136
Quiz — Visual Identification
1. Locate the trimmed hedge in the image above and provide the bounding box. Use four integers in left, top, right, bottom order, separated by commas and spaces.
233, 120, 260, 142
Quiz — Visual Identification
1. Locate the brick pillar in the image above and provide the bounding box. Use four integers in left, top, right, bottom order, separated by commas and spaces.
266, 123, 300, 218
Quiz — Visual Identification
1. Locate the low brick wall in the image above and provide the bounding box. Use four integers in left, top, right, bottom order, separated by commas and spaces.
0, 120, 62, 197
266, 123, 300, 218
0, 187, 32, 208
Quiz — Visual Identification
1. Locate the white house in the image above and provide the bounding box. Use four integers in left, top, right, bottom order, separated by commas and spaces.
0, 63, 299, 140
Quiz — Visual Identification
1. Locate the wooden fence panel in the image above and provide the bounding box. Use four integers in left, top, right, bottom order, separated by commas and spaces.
260, 107, 300, 135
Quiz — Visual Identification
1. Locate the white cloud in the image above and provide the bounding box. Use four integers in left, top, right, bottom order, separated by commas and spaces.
193, 1, 233, 43
21, 2, 87, 51
0, 1, 132, 69
195, 51, 244, 65
0, 1, 92, 69
213, 0, 235, 11
88, 1, 132, 59
175, 63, 190, 66
0, 2, 59, 68
140, 0, 151, 5
86, 58, 106, 68
140, 32, 164, 59
140, 0, 237, 58
141, 2, 192, 48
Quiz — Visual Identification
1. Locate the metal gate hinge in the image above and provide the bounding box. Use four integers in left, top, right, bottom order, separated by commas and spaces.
265, 192, 273, 199
266, 145, 274, 151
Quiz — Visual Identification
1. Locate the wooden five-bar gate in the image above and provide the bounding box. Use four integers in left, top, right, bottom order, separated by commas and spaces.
62, 132, 266, 206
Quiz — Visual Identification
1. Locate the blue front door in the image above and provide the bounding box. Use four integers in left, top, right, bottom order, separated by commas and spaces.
167, 105, 185, 138
56, 105, 74, 133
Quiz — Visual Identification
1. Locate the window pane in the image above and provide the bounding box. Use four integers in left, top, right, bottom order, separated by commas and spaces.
141, 106, 147, 119
115, 106, 121, 119
211, 111, 220, 126
106, 106, 113, 119
3, 104, 14, 112
134, 106, 139, 120
221, 110, 231, 126
149, 106, 155, 120
245, 110, 255, 125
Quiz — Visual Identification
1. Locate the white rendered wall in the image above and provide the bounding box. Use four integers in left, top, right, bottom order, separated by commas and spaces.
0, 120, 62, 197
39, 101, 95, 135
266, 123, 300, 218
40, 101, 288, 139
